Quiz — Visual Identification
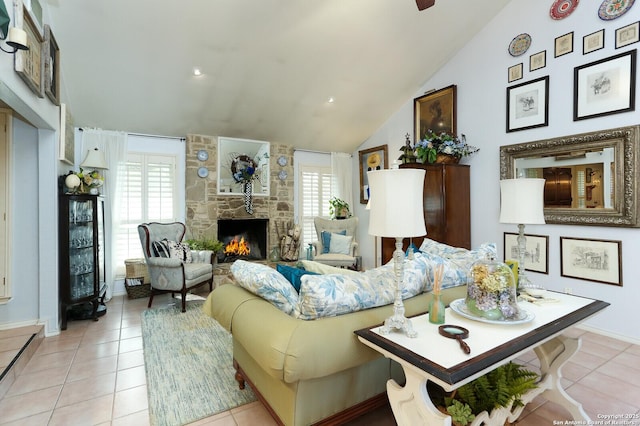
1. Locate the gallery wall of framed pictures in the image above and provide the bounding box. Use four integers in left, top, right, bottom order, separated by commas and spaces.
504, 1, 638, 133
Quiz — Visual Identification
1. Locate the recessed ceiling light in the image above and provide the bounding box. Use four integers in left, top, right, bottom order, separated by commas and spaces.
327, 97, 335, 103
193, 67, 202, 76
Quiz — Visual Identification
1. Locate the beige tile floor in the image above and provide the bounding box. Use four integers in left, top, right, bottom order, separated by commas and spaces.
1, 290, 639, 426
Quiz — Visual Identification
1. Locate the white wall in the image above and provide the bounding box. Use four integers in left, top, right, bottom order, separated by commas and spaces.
0, 0, 62, 335
355, 0, 640, 342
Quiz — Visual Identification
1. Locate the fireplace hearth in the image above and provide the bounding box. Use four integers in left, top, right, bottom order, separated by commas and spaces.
217, 218, 268, 262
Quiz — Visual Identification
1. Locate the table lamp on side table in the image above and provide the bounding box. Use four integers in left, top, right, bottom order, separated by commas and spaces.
499, 178, 546, 291
368, 168, 426, 338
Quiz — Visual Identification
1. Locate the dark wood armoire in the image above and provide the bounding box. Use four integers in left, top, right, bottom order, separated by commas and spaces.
381, 163, 471, 264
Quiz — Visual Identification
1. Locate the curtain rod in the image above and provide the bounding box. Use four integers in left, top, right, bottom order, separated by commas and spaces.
294, 148, 352, 157
78, 128, 186, 141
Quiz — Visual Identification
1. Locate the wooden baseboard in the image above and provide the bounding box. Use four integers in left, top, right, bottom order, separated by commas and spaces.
233, 359, 389, 426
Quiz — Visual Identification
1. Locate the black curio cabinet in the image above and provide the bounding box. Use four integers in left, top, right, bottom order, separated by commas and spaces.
58, 194, 106, 330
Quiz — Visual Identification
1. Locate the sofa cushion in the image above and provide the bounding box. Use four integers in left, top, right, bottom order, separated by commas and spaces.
418, 238, 497, 286
276, 264, 319, 293
295, 254, 430, 320
231, 260, 298, 315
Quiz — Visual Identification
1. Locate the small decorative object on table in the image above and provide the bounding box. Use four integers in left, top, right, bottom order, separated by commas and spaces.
414, 131, 478, 164
466, 255, 519, 321
428, 264, 445, 324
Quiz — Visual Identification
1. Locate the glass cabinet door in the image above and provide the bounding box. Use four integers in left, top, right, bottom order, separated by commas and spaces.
68, 199, 95, 301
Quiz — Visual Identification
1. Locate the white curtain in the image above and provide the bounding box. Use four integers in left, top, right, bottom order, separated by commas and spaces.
80, 129, 127, 300
331, 152, 353, 211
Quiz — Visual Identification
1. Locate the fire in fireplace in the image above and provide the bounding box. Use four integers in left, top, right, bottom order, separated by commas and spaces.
217, 218, 268, 262
224, 236, 251, 256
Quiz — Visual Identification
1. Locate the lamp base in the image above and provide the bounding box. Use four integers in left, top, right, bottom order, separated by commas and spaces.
379, 237, 417, 338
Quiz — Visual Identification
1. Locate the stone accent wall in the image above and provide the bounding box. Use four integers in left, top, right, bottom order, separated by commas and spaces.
185, 134, 295, 254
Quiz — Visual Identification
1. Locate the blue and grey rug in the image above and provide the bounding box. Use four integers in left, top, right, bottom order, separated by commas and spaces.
141, 301, 257, 426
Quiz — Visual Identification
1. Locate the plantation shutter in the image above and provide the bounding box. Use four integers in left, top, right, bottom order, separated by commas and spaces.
299, 165, 332, 250
114, 153, 177, 276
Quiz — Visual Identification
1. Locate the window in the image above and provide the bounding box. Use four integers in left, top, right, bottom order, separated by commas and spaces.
298, 165, 332, 248
114, 153, 177, 276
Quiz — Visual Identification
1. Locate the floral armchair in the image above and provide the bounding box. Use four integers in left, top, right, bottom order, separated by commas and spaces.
137, 222, 214, 312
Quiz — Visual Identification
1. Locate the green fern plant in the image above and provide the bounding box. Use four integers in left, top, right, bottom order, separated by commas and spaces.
446, 362, 539, 416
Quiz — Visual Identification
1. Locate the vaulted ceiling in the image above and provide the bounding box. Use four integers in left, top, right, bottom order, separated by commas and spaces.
46, 0, 511, 152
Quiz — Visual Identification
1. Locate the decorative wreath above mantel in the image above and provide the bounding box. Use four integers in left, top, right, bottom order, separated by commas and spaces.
231, 155, 258, 183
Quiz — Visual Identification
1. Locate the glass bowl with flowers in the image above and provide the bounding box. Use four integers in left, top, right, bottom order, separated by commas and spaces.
64, 169, 104, 194
414, 131, 479, 164
465, 255, 520, 321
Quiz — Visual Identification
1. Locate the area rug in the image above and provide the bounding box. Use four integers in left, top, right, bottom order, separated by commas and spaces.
141, 301, 257, 426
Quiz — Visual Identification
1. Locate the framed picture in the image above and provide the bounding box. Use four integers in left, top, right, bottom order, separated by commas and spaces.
583, 29, 605, 54
503, 233, 549, 274
43, 25, 60, 105
413, 85, 456, 142
573, 50, 636, 121
358, 145, 388, 204
616, 21, 639, 49
506, 76, 549, 133
529, 51, 546, 72
560, 237, 622, 286
555, 31, 574, 58
14, 4, 44, 97
59, 103, 74, 165
508, 63, 523, 83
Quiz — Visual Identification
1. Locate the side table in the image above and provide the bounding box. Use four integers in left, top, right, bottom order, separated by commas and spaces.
355, 292, 609, 426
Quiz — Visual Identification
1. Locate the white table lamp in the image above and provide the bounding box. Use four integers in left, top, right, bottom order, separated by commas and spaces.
499, 178, 545, 290
81, 148, 109, 170
368, 168, 426, 337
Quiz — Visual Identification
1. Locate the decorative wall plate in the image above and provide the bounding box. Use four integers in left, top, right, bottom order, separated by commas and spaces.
277, 155, 288, 166
508, 33, 532, 57
197, 150, 209, 161
550, 0, 579, 19
197, 167, 209, 178
599, 0, 635, 20
278, 170, 288, 181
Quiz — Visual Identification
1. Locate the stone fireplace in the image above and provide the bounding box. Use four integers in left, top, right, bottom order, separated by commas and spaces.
217, 218, 269, 262
185, 133, 296, 261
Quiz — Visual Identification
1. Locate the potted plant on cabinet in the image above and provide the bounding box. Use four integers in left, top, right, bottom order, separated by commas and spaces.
329, 197, 351, 219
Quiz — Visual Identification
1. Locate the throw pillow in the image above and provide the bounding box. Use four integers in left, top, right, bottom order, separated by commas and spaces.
276, 264, 319, 293
328, 233, 353, 255
165, 240, 193, 263
321, 230, 346, 254
152, 240, 170, 258
231, 260, 298, 315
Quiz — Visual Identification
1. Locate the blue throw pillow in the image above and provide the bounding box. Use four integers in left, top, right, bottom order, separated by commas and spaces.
276, 264, 319, 293
321, 230, 346, 254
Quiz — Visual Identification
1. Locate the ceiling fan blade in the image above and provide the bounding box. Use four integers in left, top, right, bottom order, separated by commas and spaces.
416, 0, 435, 11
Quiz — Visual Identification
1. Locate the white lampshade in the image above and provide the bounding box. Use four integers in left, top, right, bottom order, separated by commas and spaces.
499, 178, 546, 225
368, 169, 426, 238
81, 148, 108, 170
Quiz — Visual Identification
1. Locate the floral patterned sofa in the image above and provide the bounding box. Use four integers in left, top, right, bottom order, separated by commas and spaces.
202, 239, 495, 426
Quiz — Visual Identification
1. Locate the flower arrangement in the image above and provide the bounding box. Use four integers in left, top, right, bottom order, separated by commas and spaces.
78, 169, 104, 189
64, 169, 104, 194
414, 131, 478, 164
466, 259, 519, 320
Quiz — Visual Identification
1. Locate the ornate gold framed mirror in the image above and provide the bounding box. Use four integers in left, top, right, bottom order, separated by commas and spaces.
500, 125, 639, 227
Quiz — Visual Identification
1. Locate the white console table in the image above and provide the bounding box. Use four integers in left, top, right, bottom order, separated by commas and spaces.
355, 292, 609, 426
